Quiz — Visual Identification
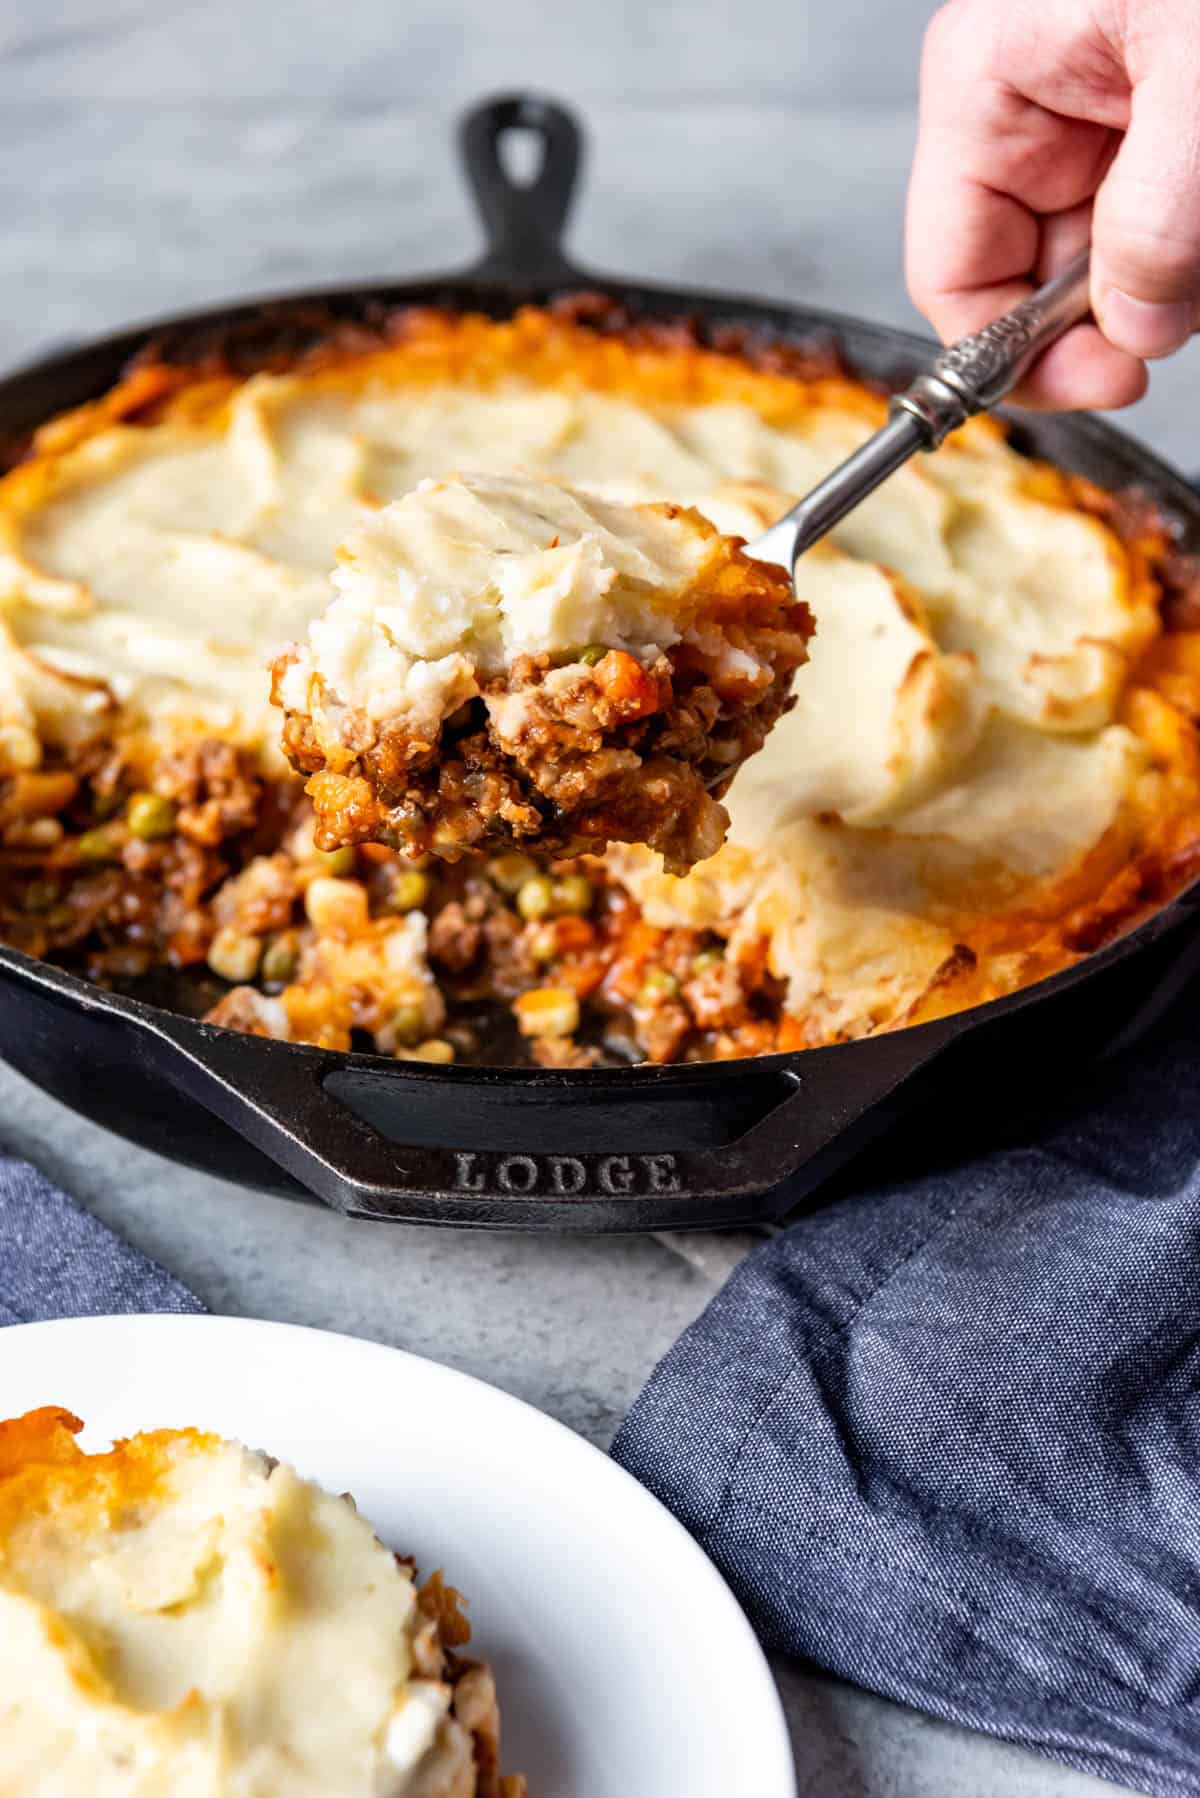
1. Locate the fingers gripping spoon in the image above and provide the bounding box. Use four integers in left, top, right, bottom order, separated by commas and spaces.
746, 250, 1093, 573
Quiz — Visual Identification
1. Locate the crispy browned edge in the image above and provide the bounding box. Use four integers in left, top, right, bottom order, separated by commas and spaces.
0, 289, 854, 465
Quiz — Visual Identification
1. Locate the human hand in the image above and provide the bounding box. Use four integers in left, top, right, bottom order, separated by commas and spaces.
907, 0, 1200, 409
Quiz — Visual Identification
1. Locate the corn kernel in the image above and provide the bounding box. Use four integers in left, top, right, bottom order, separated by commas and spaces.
0, 725, 40, 771
530, 923, 559, 964
207, 927, 262, 984
396, 1037, 456, 1064
305, 876, 369, 933
3, 817, 63, 849
513, 987, 580, 1039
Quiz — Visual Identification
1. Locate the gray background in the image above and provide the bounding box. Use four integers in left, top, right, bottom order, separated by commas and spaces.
2, 0, 1198, 466
0, 0, 1165, 1791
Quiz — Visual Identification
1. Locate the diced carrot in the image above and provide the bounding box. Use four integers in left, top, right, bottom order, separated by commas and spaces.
604, 919, 666, 1001
557, 954, 607, 998
547, 915, 595, 956
622, 920, 665, 965
732, 936, 770, 986
594, 650, 662, 720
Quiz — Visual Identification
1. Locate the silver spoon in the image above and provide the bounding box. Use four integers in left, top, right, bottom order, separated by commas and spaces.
747, 249, 1093, 572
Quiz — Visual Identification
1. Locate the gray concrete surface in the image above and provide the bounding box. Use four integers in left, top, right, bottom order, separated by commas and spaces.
0, 2, 1161, 1791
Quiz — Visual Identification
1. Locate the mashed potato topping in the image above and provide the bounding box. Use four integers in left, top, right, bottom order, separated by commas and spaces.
0, 1407, 516, 1797
0, 306, 1192, 1053
275, 471, 771, 744
0, 335, 1150, 758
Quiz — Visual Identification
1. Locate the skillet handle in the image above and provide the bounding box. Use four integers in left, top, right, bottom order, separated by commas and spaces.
138, 1009, 956, 1231
458, 93, 585, 284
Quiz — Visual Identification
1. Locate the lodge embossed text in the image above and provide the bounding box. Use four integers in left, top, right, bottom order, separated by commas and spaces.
453, 1150, 682, 1196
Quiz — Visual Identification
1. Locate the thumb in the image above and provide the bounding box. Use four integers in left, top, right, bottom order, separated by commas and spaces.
1092, 62, 1200, 361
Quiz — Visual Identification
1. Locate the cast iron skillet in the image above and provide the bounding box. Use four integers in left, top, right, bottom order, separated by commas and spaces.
1, 93, 1199, 1233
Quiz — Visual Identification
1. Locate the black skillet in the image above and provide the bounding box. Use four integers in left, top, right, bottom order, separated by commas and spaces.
1, 93, 1198, 1233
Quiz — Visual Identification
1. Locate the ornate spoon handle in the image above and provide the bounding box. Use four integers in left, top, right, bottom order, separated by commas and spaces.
892, 248, 1092, 445
748, 250, 1093, 573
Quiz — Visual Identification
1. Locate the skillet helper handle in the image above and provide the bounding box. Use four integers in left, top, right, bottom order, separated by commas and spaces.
894, 248, 1093, 448
140, 1011, 956, 1230
459, 93, 585, 284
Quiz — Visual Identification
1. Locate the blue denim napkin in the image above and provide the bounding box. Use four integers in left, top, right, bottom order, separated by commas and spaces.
0, 1151, 204, 1324
614, 989, 1200, 1798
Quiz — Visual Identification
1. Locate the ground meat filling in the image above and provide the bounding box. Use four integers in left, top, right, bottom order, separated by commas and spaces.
405, 1567, 526, 1798
0, 739, 271, 983
274, 621, 809, 876
0, 743, 790, 1067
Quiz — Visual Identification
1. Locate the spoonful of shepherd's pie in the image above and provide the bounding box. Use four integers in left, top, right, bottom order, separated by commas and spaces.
271, 472, 813, 874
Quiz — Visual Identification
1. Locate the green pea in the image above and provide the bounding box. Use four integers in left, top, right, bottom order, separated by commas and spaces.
89, 787, 122, 821
690, 949, 723, 976
125, 791, 177, 840
75, 825, 123, 863
638, 968, 680, 1005
207, 928, 262, 985
319, 846, 356, 875
488, 852, 538, 894
551, 874, 593, 916
260, 935, 299, 987
390, 1003, 427, 1047
387, 868, 430, 913
516, 875, 555, 921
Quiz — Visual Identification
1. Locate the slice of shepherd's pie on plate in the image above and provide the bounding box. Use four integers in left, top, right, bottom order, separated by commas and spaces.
0, 1406, 524, 1797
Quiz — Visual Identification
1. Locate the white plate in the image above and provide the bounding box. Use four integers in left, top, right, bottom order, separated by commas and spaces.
0, 1314, 795, 1798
